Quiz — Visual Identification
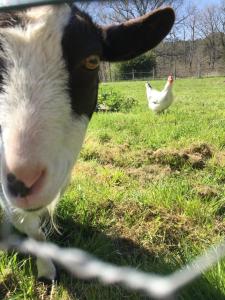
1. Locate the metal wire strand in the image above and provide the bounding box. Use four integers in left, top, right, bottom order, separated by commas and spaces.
0, 235, 225, 299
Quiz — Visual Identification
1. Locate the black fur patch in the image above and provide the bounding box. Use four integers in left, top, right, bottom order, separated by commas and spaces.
62, 6, 102, 119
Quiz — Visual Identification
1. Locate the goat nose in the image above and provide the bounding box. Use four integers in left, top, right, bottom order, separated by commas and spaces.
7, 173, 31, 197
6, 166, 45, 198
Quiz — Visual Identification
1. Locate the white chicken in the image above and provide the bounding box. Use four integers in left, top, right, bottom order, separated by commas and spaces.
145, 75, 174, 113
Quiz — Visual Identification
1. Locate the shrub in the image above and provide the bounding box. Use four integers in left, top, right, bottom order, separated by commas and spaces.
97, 90, 137, 112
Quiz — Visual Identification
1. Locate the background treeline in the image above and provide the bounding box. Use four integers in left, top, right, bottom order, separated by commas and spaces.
79, 0, 225, 80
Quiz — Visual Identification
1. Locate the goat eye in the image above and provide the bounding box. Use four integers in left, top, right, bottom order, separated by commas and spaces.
84, 55, 100, 70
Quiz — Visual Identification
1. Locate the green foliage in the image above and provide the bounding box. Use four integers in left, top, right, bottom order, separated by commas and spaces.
98, 89, 137, 112
113, 51, 156, 79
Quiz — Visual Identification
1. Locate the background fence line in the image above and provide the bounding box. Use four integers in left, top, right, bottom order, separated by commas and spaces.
99, 63, 225, 82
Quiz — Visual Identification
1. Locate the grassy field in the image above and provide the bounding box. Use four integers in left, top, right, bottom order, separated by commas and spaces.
1, 77, 225, 299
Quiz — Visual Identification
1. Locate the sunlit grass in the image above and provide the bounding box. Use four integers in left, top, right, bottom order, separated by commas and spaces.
1, 77, 225, 299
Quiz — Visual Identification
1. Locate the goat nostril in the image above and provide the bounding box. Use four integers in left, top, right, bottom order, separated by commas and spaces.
6, 165, 45, 188
8, 180, 31, 198
7, 173, 31, 198
6, 167, 45, 199
7, 173, 16, 184
16, 180, 31, 197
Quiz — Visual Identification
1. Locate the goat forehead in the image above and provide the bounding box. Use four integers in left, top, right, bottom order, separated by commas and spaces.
0, 6, 71, 115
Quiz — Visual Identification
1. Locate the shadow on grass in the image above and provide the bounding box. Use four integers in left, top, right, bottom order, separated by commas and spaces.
0, 210, 223, 300
48, 215, 225, 300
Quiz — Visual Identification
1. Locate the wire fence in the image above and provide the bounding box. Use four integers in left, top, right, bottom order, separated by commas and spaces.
112, 71, 155, 81
0, 221, 225, 299
99, 63, 225, 83
99, 70, 225, 82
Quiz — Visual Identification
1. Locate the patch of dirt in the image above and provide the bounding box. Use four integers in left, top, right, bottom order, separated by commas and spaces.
214, 219, 225, 235
73, 161, 172, 185
72, 162, 128, 187
114, 206, 191, 253
101, 200, 220, 256
187, 143, 212, 159
139, 143, 213, 171
72, 161, 98, 178
80, 141, 131, 167
195, 185, 219, 200
81, 142, 213, 172
78, 143, 214, 186
98, 143, 131, 165
214, 151, 225, 167
126, 164, 172, 183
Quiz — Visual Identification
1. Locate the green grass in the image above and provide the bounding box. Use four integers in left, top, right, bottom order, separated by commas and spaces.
1, 77, 225, 299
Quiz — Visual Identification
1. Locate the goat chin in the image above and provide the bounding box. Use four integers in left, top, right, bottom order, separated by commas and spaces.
0, 189, 60, 279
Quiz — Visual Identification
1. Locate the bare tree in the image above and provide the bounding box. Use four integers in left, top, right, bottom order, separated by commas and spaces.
183, 5, 199, 70
215, 0, 225, 59
95, 0, 183, 24
197, 5, 222, 70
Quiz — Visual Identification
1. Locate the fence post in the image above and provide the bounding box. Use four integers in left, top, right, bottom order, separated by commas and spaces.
132, 69, 135, 80
174, 60, 177, 79
109, 63, 112, 82
197, 62, 201, 78
153, 67, 155, 80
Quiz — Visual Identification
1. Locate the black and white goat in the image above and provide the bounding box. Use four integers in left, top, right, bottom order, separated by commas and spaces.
0, 4, 175, 281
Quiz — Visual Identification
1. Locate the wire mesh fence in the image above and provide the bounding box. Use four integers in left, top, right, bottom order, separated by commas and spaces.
111, 71, 155, 81
99, 62, 225, 83
0, 220, 225, 299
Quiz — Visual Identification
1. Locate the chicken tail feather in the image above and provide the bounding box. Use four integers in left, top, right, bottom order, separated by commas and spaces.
146, 82, 152, 89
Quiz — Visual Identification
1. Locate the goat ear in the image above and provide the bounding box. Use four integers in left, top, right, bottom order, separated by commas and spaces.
101, 7, 175, 62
